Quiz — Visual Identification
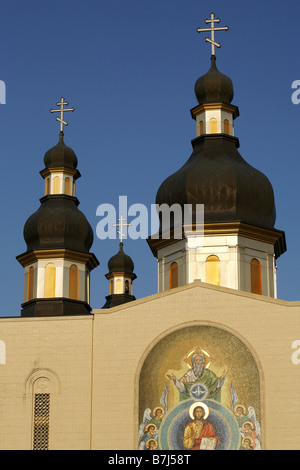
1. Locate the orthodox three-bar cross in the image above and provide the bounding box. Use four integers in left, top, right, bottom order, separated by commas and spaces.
50, 97, 75, 132
113, 214, 131, 243
197, 12, 229, 56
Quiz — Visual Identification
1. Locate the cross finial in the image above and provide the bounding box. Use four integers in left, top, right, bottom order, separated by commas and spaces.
50, 97, 75, 133
113, 214, 131, 243
197, 12, 229, 56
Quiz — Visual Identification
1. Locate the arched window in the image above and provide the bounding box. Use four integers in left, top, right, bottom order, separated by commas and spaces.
251, 259, 262, 295
209, 118, 218, 134
206, 255, 220, 286
33, 378, 51, 450
27, 266, 34, 301
69, 264, 79, 300
109, 280, 114, 295
44, 263, 56, 298
45, 178, 50, 196
169, 262, 178, 289
0, 341, 6, 365
125, 280, 130, 294
116, 279, 122, 294
224, 119, 230, 134
198, 121, 204, 136
53, 176, 60, 194
86, 271, 90, 304
65, 177, 72, 196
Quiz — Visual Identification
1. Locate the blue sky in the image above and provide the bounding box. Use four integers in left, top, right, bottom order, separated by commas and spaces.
1, 0, 300, 317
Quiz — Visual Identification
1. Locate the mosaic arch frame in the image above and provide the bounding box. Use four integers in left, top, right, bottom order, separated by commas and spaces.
137, 323, 264, 451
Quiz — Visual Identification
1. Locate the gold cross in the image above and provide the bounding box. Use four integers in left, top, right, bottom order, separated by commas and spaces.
113, 214, 131, 243
197, 12, 229, 56
50, 97, 75, 132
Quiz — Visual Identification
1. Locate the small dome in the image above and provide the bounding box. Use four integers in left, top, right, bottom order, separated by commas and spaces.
194, 56, 234, 105
43, 132, 78, 170
108, 242, 135, 274
23, 195, 94, 253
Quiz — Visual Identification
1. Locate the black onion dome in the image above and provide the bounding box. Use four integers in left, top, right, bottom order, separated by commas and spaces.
194, 56, 234, 105
108, 242, 135, 273
44, 132, 78, 170
23, 195, 94, 253
156, 134, 276, 229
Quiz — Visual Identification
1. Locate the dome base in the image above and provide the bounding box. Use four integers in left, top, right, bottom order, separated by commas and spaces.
21, 298, 92, 317
101, 293, 136, 309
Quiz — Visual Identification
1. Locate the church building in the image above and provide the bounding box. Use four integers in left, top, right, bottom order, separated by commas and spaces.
0, 14, 299, 451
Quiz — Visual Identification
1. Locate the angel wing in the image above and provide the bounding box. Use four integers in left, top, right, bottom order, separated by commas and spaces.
247, 406, 261, 441
138, 408, 152, 440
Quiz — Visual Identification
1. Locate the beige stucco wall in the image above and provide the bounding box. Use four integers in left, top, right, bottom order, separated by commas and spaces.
0, 315, 93, 450
0, 280, 300, 450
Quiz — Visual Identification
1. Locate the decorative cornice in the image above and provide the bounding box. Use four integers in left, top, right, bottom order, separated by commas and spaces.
147, 222, 286, 259
190, 102, 240, 120
16, 249, 99, 271
105, 271, 137, 281
190, 132, 240, 149
40, 167, 81, 180
38, 193, 80, 205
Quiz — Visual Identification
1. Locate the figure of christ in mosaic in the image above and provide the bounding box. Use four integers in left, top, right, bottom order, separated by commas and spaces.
183, 403, 220, 450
